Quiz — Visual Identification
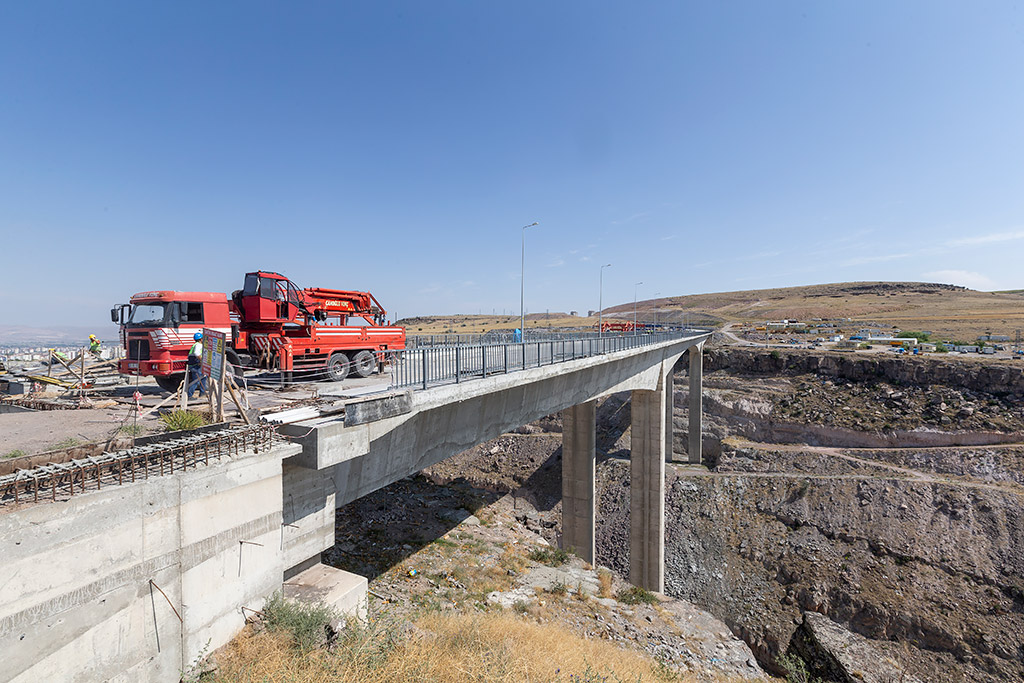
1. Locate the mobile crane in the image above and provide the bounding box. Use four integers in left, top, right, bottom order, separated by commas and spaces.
231, 270, 405, 381
113, 271, 405, 391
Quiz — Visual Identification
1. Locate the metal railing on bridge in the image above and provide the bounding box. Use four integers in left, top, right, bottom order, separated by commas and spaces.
406, 327, 701, 348
392, 330, 707, 391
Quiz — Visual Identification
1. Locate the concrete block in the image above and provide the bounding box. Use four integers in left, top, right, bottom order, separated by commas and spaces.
279, 418, 370, 470
283, 563, 368, 621
344, 391, 412, 426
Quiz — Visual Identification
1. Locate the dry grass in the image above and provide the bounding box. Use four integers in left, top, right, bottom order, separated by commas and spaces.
597, 568, 615, 599
399, 313, 597, 334
498, 543, 528, 574
602, 281, 1024, 341
212, 611, 707, 683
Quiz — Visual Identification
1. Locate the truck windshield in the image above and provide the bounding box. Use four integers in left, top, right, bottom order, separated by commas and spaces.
127, 303, 168, 327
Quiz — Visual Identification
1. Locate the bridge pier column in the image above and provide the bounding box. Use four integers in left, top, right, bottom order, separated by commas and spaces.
561, 399, 596, 563
688, 343, 703, 464
665, 368, 675, 463
630, 368, 668, 592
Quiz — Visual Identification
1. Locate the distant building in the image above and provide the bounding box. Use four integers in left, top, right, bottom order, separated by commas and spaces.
766, 320, 810, 333
867, 336, 918, 347
979, 334, 1011, 342
569, 311, 578, 317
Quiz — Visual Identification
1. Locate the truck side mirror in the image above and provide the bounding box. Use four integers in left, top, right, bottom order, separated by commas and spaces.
111, 307, 119, 324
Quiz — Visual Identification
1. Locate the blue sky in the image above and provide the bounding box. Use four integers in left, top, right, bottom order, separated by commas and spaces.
2, 2, 1023, 328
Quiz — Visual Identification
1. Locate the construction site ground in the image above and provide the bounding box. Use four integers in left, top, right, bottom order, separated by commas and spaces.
0, 371, 393, 459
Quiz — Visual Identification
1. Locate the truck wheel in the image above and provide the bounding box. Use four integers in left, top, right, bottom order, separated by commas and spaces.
155, 374, 184, 393
353, 350, 377, 378
326, 352, 350, 381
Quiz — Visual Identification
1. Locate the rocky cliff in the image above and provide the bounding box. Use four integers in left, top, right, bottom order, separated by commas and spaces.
695, 347, 1024, 398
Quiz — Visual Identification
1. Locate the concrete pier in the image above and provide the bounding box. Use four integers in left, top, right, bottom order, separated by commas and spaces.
561, 400, 596, 563
629, 367, 670, 593
688, 343, 703, 464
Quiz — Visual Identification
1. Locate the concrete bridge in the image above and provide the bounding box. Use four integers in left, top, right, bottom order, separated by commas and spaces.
0, 331, 710, 682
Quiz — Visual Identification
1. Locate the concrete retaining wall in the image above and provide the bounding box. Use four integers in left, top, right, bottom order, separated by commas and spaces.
0, 443, 300, 683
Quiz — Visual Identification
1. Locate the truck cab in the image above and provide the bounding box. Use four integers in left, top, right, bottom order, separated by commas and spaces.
112, 291, 232, 391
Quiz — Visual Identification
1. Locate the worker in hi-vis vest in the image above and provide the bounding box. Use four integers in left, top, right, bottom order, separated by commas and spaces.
186, 332, 207, 397
88, 334, 102, 359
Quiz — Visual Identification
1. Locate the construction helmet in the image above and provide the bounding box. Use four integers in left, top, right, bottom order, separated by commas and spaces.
194, 332, 203, 341
89, 334, 97, 340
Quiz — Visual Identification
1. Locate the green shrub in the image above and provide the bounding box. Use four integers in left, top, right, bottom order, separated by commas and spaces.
529, 546, 571, 566
159, 410, 207, 432
615, 585, 657, 605
776, 653, 818, 683
548, 581, 569, 596
262, 591, 340, 652
3, 449, 26, 459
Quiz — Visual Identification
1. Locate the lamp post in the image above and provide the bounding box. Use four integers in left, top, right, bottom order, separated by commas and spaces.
599, 263, 612, 337
520, 222, 539, 341
633, 281, 643, 335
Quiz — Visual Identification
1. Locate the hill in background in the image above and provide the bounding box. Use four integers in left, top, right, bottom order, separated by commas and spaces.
604, 281, 1024, 340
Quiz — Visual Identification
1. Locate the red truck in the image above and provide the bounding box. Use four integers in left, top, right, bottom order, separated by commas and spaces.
113, 271, 405, 391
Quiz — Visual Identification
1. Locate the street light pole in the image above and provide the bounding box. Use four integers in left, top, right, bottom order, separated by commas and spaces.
633, 281, 643, 336
599, 263, 612, 337
520, 222, 538, 341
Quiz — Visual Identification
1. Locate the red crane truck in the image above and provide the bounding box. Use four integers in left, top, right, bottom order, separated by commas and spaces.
113, 271, 405, 391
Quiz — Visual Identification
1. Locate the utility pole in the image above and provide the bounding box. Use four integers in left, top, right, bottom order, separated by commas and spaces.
520, 222, 539, 341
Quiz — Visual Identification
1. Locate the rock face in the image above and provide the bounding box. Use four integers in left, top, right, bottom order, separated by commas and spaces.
789, 611, 923, 683
695, 347, 1024, 398
673, 365, 1024, 456
595, 450, 1024, 682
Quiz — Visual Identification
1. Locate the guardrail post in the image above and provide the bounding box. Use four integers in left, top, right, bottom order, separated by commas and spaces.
455, 346, 461, 383
421, 349, 428, 390
481, 345, 487, 378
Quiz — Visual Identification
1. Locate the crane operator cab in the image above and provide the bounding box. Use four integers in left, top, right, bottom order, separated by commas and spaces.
239, 271, 305, 324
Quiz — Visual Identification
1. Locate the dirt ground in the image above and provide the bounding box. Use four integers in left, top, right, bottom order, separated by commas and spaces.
326, 472, 771, 681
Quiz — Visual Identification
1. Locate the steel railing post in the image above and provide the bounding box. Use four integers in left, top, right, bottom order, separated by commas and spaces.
504, 343, 508, 374
421, 349, 428, 390
455, 346, 461, 383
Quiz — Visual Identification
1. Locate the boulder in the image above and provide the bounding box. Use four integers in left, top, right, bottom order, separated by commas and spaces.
788, 612, 922, 683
